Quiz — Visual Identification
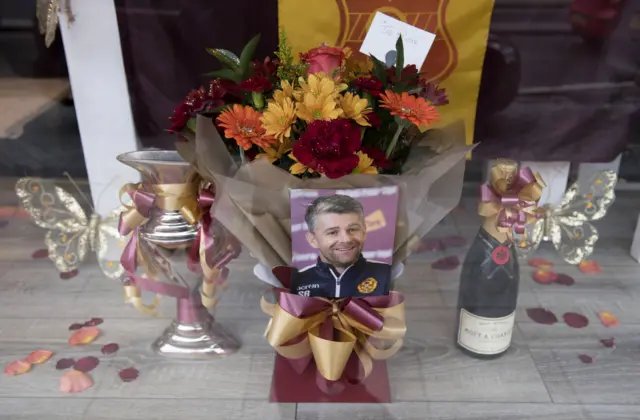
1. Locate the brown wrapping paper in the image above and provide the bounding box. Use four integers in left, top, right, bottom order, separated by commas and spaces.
178, 115, 472, 268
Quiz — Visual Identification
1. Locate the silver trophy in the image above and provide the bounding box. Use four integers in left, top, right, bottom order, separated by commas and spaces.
117, 150, 240, 358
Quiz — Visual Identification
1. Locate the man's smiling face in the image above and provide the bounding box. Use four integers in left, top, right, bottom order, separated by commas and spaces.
306, 212, 366, 270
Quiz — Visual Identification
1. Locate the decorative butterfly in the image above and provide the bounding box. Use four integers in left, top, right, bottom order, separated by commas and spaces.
15, 177, 129, 279
515, 170, 617, 264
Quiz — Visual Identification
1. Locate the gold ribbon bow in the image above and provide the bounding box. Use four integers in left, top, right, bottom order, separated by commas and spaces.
261, 292, 406, 382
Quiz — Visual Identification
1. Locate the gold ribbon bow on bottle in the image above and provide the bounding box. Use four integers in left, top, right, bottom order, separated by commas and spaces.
261, 291, 406, 383
478, 163, 546, 244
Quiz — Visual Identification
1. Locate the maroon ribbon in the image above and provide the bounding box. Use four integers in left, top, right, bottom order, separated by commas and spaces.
118, 188, 157, 274
187, 187, 242, 281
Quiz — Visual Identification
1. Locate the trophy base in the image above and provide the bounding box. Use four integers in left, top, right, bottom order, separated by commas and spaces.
151, 315, 241, 359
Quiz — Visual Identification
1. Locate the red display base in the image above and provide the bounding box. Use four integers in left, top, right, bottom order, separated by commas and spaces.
269, 354, 391, 403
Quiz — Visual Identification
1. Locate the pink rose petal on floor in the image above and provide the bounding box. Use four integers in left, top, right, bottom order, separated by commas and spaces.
119, 367, 139, 382
431, 256, 460, 271
60, 370, 93, 393
441, 235, 467, 248
73, 356, 100, 373
600, 338, 615, 348
526, 307, 558, 325
564, 312, 589, 328
25, 350, 53, 364
31, 249, 49, 259
532, 270, 558, 284
68, 323, 84, 331
3, 360, 32, 376
554, 274, 575, 286
598, 312, 620, 327
55, 358, 75, 370
60, 270, 79, 280
84, 317, 103, 327
578, 260, 602, 274
68, 327, 100, 345
101, 343, 119, 355
578, 354, 593, 364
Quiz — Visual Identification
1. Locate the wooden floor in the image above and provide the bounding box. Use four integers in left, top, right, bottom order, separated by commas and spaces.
1, 190, 640, 420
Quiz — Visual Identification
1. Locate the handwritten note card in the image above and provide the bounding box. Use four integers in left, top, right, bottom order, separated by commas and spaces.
360, 12, 436, 69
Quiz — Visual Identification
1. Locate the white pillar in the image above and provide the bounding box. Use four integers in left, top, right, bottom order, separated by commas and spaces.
576, 154, 622, 184
58, 0, 139, 216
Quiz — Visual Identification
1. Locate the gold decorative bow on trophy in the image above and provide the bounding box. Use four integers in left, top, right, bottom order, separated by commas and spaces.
36, 0, 74, 48
15, 177, 129, 279
261, 291, 406, 382
520, 170, 617, 264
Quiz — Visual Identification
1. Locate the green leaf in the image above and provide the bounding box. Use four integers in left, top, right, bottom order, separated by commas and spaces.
206, 48, 241, 72
370, 55, 388, 87
204, 68, 241, 83
395, 36, 405, 79
239, 34, 262, 80
186, 118, 197, 132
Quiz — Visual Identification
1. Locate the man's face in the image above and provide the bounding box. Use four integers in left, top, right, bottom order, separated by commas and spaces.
306, 212, 366, 268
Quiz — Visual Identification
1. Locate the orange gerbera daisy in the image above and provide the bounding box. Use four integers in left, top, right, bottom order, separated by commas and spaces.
216, 104, 276, 150
379, 90, 440, 127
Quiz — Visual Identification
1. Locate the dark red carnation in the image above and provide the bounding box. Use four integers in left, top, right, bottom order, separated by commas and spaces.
240, 76, 272, 92
292, 120, 361, 179
253, 57, 279, 78
364, 112, 381, 128
361, 146, 392, 170
418, 80, 449, 106
353, 77, 383, 96
168, 81, 227, 133
386, 64, 419, 85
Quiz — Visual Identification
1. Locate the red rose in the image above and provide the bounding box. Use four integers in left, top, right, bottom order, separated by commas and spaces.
353, 77, 383, 96
240, 76, 272, 92
292, 120, 361, 179
300, 45, 346, 79
361, 146, 393, 170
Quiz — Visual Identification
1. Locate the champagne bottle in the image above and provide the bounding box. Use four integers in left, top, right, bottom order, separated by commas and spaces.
456, 159, 528, 359
455, 227, 519, 359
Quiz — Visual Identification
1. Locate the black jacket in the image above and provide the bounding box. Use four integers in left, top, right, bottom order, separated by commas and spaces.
291, 255, 391, 298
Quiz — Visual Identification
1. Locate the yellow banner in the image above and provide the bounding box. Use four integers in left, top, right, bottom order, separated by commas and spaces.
278, 0, 495, 146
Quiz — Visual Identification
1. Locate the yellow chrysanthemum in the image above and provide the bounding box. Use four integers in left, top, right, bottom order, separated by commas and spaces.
272, 80, 294, 105
340, 92, 372, 126
293, 73, 347, 101
255, 138, 293, 164
260, 98, 296, 141
288, 152, 313, 175
295, 92, 343, 122
352, 151, 378, 174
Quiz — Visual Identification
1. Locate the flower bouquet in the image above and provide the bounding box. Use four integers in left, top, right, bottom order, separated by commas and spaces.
170, 31, 472, 402
171, 32, 470, 270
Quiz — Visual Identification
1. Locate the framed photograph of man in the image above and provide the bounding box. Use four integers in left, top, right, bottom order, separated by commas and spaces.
289, 186, 400, 299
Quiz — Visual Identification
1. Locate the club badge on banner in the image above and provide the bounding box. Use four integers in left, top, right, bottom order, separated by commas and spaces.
277, 0, 495, 146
